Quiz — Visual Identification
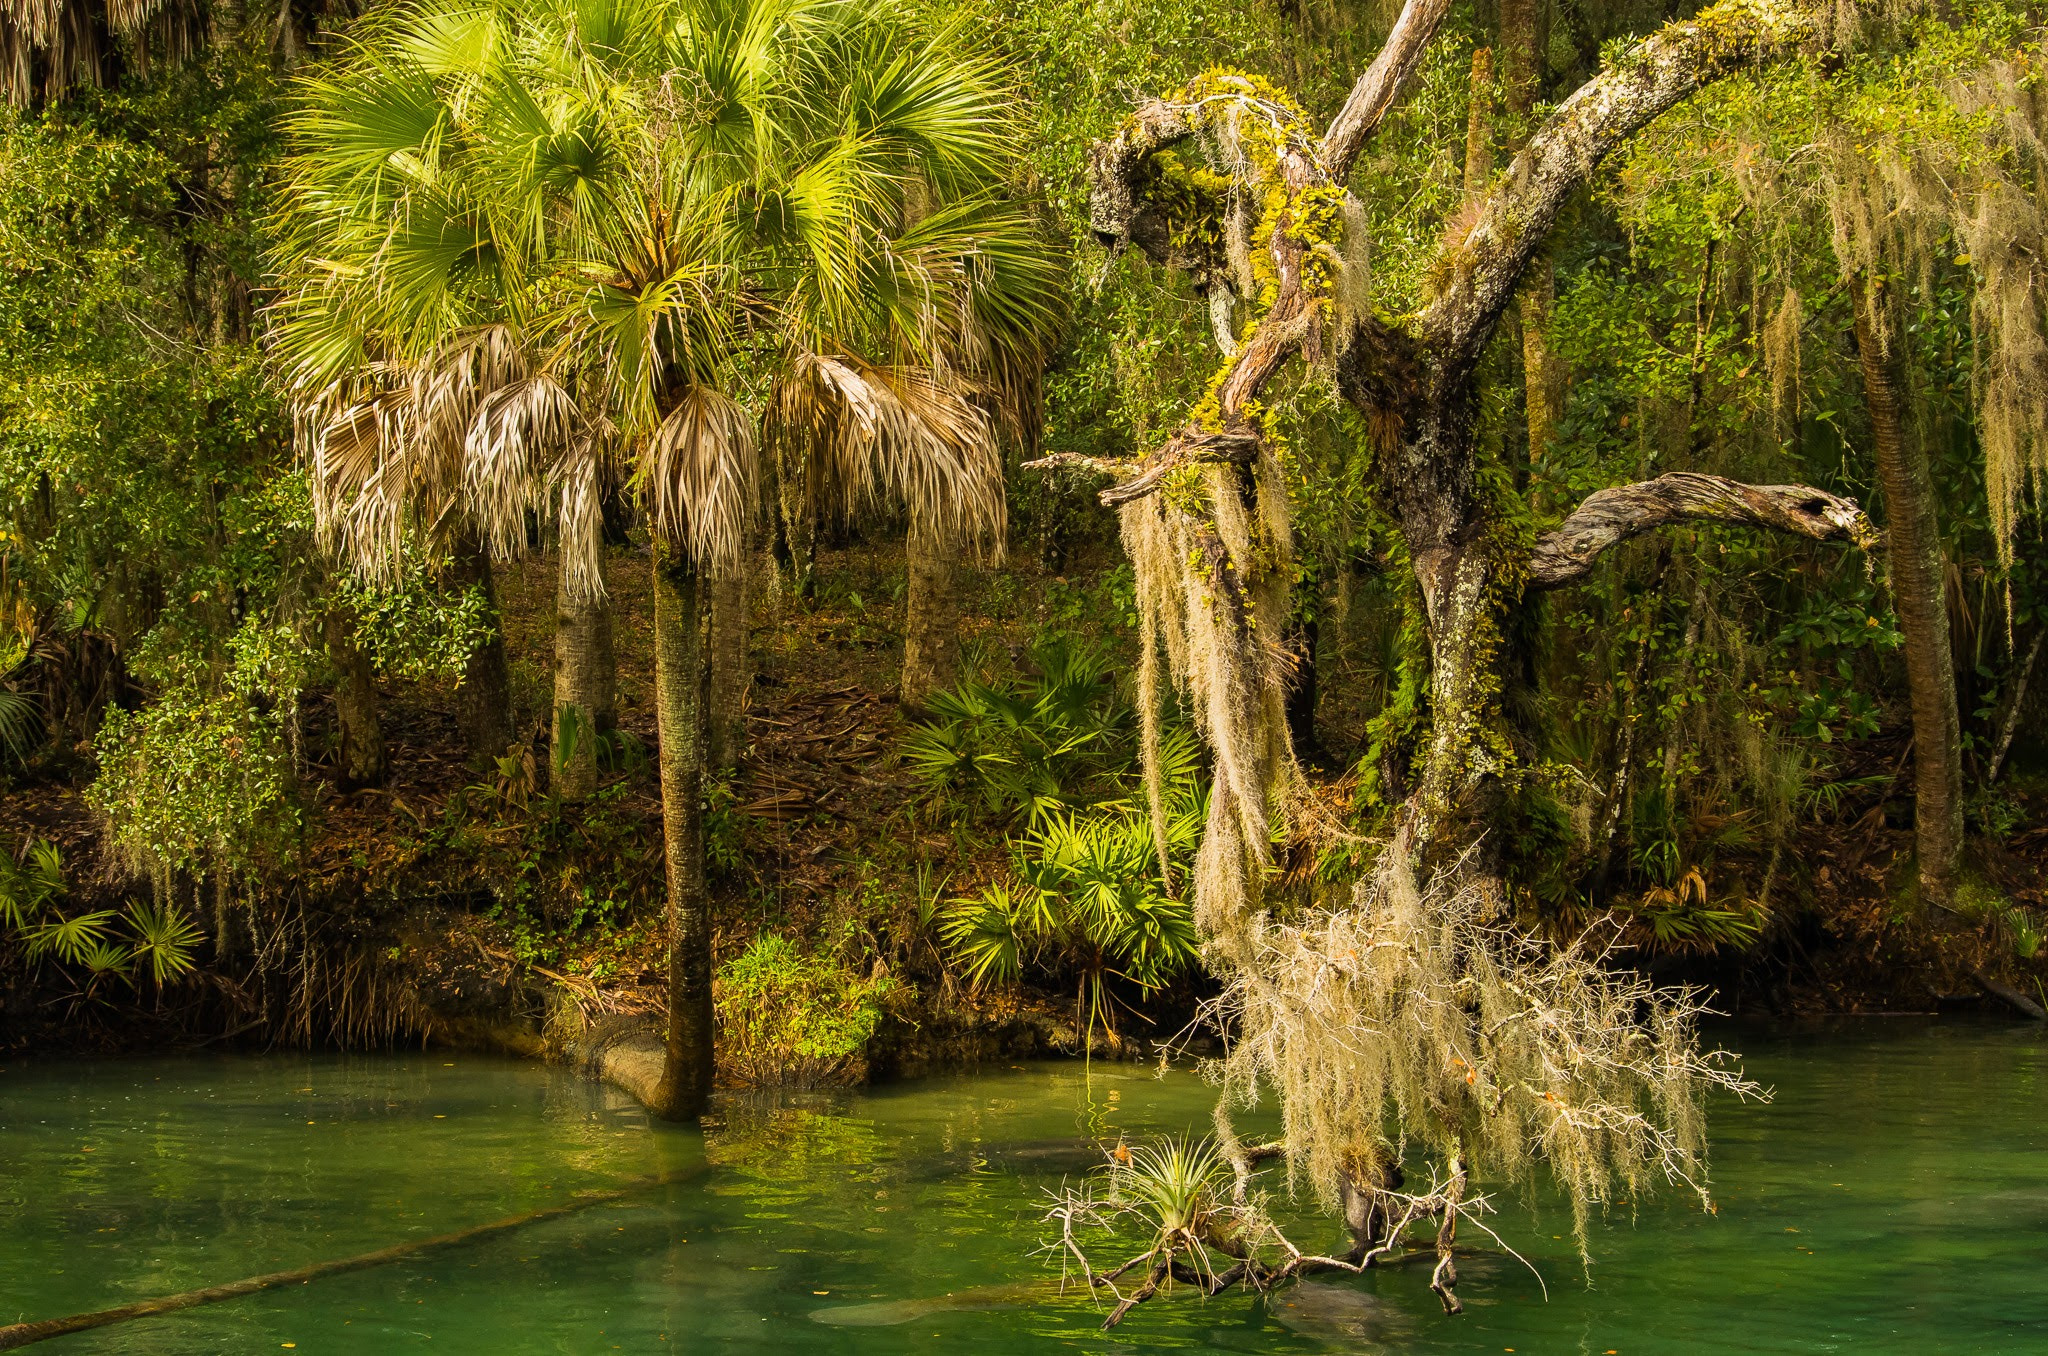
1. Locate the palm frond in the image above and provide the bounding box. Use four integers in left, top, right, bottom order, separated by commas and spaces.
642, 384, 759, 575
24, 908, 114, 966
766, 353, 1004, 553
123, 899, 204, 984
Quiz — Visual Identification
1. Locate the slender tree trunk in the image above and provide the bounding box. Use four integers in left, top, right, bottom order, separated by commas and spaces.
591, 588, 617, 734
552, 553, 608, 800
448, 530, 514, 768
650, 547, 714, 1122
775, 446, 817, 601
323, 606, 385, 788
1520, 263, 1560, 484
1461, 48, 1495, 198
1501, 0, 1562, 488
707, 565, 750, 771
900, 514, 962, 711
1853, 279, 1963, 909
1284, 606, 1321, 763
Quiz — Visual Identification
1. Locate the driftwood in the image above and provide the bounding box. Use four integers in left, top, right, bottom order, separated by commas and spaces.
0, 1163, 704, 1351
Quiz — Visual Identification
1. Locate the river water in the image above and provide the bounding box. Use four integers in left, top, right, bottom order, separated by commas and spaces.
2, 1020, 2044, 1353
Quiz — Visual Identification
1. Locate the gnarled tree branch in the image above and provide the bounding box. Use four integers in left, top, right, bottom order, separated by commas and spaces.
1416, 0, 1820, 388
1320, 0, 1454, 178
1527, 472, 1875, 590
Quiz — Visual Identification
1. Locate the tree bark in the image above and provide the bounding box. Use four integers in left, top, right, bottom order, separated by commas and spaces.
901, 514, 962, 711
322, 605, 385, 788
1853, 278, 1963, 909
448, 530, 515, 768
552, 553, 608, 800
650, 546, 714, 1121
1462, 48, 1496, 198
707, 565, 750, 771
775, 444, 817, 600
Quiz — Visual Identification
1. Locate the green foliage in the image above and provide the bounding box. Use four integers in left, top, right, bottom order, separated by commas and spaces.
715, 935, 897, 1088
902, 637, 1135, 825
940, 726, 1203, 1034
0, 839, 204, 989
1102, 1136, 1231, 1237
336, 570, 496, 684
87, 687, 301, 889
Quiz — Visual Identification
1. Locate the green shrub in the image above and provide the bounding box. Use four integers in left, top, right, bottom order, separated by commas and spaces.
715, 935, 896, 1088
940, 730, 1205, 1039
88, 688, 301, 892
901, 636, 1134, 826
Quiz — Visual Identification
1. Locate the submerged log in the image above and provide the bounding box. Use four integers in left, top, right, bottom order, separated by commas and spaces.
0, 1163, 704, 1351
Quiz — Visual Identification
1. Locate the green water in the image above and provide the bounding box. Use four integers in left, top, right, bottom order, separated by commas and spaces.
2, 1021, 2044, 1353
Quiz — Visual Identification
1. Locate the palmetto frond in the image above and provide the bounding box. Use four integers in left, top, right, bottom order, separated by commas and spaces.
123, 899, 204, 984
23, 907, 113, 966
765, 353, 1004, 553
642, 385, 758, 577
275, 0, 1056, 574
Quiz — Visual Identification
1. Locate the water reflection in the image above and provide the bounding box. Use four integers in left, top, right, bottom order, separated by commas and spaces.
0, 1021, 2042, 1353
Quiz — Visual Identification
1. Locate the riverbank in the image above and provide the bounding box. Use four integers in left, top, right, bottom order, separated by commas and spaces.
2, 540, 2044, 1089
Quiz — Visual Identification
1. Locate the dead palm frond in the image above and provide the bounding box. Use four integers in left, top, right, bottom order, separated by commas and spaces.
765, 353, 1005, 556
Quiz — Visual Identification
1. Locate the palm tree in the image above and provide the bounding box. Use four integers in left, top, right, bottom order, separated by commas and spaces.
275, 0, 1060, 1120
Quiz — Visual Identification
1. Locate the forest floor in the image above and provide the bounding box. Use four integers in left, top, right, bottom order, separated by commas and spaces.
4, 538, 2046, 1068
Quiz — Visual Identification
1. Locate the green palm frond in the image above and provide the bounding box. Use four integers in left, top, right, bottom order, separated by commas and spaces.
0, 838, 65, 930
277, 0, 1056, 593
24, 909, 115, 967
0, 688, 40, 764
123, 900, 206, 985
937, 883, 1052, 989
77, 940, 135, 985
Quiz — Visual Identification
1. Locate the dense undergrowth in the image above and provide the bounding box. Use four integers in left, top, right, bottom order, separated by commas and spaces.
0, 0, 2045, 1094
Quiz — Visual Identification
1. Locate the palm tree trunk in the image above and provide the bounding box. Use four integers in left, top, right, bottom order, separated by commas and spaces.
900, 514, 961, 711
323, 606, 385, 788
1853, 278, 1963, 909
650, 546, 714, 1121
552, 553, 608, 800
775, 446, 817, 600
707, 566, 750, 771
449, 530, 514, 768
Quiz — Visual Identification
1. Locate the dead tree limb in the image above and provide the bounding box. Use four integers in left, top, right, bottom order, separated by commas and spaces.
1971, 967, 2048, 1021
1321, 0, 1454, 176
1526, 472, 1876, 590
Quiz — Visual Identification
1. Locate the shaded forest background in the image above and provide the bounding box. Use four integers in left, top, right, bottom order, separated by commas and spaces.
1, 0, 2044, 1073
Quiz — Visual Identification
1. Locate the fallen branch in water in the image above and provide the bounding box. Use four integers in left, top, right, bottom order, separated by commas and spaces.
1041, 1140, 1542, 1330
1971, 967, 2048, 1021
0, 1163, 704, 1351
